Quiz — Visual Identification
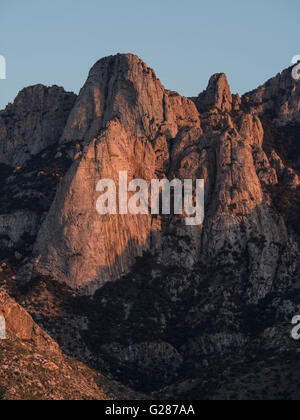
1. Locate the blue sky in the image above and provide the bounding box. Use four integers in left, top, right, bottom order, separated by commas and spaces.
0, 0, 299, 109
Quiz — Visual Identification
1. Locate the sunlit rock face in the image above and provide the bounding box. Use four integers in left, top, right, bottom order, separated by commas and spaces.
28, 54, 300, 301
61, 54, 200, 145
32, 54, 202, 292
195, 73, 233, 113
33, 121, 156, 293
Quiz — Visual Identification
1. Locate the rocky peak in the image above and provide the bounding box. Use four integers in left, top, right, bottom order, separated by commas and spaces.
32, 54, 200, 291
62, 53, 200, 145
0, 85, 76, 167
243, 66, 300, 125
196, 73, 233, 113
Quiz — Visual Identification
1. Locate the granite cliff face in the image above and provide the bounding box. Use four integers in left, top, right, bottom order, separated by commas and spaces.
0, 85, 77, 267
0, 55, 300, 399
31, 56, 299, 304
32, 54, 200, 292
0, 85, 76, 167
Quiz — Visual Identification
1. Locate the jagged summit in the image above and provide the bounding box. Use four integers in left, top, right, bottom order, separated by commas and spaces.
61, 53, 199, 145
0, 84, 76, 167
196, 73, 233, 112
61, 53, 165, 143
2, 84, 75, 112
90, 53, 158, 79
243, 65, 300, 125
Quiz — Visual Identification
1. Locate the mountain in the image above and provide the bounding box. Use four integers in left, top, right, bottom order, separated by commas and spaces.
0, 287, 147, 400
0, 54, 300, 399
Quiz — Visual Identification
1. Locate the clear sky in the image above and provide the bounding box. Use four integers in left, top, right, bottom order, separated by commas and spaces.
0, 0, 299, 110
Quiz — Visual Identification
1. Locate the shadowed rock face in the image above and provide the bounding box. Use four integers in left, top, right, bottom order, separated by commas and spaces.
0, 86, 77, 268
1, 54, 300, 397
0, 85, 76, 167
